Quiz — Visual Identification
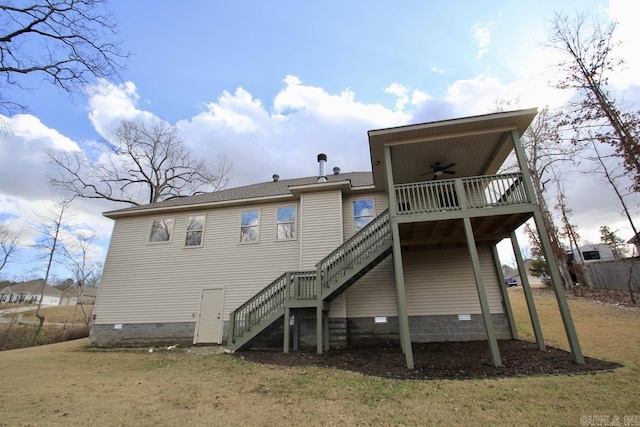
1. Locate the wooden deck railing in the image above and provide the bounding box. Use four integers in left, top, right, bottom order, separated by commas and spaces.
317, 209, 391, 290
394, 173, 530, 215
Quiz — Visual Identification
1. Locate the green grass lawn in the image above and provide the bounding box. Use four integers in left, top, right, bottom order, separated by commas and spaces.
0, 289, 638, 426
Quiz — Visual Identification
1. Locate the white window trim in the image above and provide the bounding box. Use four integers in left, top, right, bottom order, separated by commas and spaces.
275, 205, 297, 241
239, 208, 261, 244
184, 214, 207, 248
353, 198, 376, 233
148, 216, 176, 244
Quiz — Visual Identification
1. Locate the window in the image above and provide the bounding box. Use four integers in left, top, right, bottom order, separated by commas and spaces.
185, 215, 205, 246
276, 206, 297, 240
353, 199, 374, 232
240, 209, 260, 242
149, 218, 175, 242
582, 250, 601, 261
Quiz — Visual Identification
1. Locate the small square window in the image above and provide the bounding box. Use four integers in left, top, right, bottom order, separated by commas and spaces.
276, 206, 297, 240
149, 218, 175, 242
353, 199, 374, 232
240, 209, 260, 243
185, 215, 205, 246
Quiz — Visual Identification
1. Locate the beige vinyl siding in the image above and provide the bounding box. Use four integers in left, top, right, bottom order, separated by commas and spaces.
342, 192, 388, 239
95, 202, 300, 325
346, 246, 504, 318
300, 190, 343, 269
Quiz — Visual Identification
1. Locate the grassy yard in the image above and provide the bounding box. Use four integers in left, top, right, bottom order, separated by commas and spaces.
0, 304, 93, 324
0, 289, 638, 426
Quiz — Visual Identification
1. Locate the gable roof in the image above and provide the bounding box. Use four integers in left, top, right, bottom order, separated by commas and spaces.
1, 280, 62, 297
105, 171, 374, 218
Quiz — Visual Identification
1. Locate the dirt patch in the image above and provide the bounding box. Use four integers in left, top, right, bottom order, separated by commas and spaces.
235, 340, 622, 380
538, 287, 639, 311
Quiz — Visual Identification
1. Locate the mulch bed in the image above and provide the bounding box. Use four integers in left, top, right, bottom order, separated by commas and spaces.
235, 340, 623, 380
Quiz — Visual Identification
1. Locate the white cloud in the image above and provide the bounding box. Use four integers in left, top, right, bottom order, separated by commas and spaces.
385, 83, 410, 111
86, 79, 153, 138
177, 76, 409, 187
471, 21, 495, 59
607, 0, 640, 89
431, 67, 444, 74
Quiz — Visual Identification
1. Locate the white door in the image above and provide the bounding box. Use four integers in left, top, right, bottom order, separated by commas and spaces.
195, 289, 223, 344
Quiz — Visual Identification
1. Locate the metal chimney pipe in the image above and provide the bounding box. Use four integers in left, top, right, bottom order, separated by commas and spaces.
317, 153, 327, 183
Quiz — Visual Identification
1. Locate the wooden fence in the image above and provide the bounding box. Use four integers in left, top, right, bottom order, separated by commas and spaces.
580, 258, 640, 291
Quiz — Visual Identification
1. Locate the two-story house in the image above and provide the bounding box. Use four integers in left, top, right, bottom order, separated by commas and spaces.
88, 108, 584, 369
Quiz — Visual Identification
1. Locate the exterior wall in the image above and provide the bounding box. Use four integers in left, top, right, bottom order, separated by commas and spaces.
89, 322, 196, 347
347, 313, 512, 346
346, 246, 504, 318
299, 190, 343, 269
93, 201, 302, 331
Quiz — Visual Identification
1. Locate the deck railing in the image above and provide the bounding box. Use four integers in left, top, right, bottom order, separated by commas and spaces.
394, 172, 530, 215
230, 269, 316, 340
317, 209, 391, 290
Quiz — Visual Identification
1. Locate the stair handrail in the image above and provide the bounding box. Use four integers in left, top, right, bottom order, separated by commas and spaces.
317, 209, 391, 289
229, 269, 317, 342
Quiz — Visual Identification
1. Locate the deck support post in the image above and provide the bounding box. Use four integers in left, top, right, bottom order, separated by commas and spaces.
316, 304, 323, 354
492, 244, 518, 339
229, 310, 236, 346
510, 231, 545, 350
511, 129, 584, 364
384, 145, 414, 370
533, 209, 585, 364
463, 217, 502, 367
323, 311, 330, 351
293, 312, 300, 351
283, 306, 290, 353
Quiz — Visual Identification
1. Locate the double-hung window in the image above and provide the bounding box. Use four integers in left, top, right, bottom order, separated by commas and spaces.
353, 199, 374, 232
240, 209, 260, 243
276, 206, 297, 240
185, 215, 205, 246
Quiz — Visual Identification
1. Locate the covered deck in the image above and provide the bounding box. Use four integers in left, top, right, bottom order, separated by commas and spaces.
368, 108, 584, 369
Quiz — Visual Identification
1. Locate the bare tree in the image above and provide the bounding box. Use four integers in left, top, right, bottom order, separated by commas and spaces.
555, 181, 584, 293
60, 231, 101, 325
0, 223, 20, 274
518, 107, 578, 287
50, 117, 231, 206
548, 11, 640, 191
0, 0, 126, 113
31, 199, 71, 328
583, 139, 639, 241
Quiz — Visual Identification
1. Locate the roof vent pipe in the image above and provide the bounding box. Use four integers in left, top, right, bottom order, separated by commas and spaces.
317, 153, 327, 183
333, 166, 340, 175
272, 174, 280, 182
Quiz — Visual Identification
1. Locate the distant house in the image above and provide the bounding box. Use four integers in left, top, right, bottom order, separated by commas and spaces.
0, 280, 62, 305
89, 109, 585, 368
59, 286, 98, 306
627, 234, 640, 256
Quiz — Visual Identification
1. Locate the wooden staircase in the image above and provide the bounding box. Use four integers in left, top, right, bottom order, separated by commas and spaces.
228, 209, 391, 351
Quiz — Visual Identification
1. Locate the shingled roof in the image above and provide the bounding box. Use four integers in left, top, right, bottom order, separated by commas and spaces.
105, 171, 374, 218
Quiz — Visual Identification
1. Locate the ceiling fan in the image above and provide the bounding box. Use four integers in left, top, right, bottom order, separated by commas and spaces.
420, 162, 456, 180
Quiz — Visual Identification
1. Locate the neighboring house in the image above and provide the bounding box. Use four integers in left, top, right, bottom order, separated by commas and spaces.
0, 280, 62, 305
89, 109, 584, 368
627, 234, 640, 256
59, 286, 98, 306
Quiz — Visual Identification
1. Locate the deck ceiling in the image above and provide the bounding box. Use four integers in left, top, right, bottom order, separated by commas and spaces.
368, 108, 538, 190
398, 213, 532, 249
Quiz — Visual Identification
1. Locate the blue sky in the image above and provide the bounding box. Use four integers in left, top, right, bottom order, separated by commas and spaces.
1, 0, 639, 280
